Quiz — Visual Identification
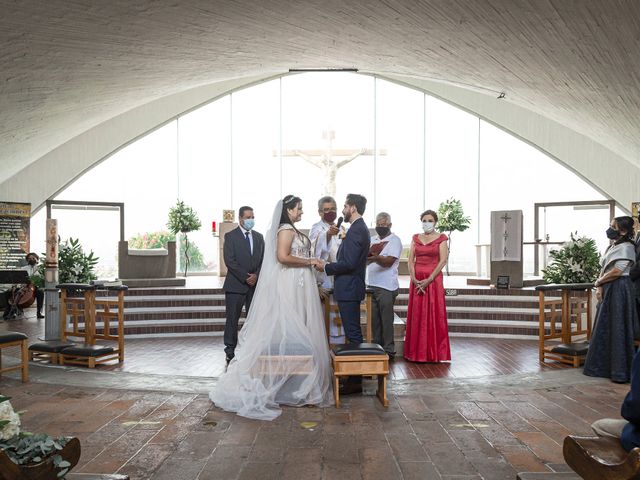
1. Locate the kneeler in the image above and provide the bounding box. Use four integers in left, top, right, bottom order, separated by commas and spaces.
331, 343, 389, 408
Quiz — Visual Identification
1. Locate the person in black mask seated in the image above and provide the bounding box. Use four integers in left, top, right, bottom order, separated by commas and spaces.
2, 252, 44, 319
584, 216, 640, 383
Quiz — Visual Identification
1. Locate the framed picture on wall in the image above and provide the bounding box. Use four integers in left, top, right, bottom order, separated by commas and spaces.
223, 209, 235, 223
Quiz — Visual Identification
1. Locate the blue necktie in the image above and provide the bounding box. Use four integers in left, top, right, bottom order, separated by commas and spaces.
245, 231, 251, 253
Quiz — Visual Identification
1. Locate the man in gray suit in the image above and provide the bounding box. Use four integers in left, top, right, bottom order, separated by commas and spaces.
223, 206, 265, 364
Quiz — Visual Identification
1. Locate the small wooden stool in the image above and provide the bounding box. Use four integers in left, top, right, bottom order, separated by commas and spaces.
563, 435, 640, 480
331, 343, 389, 408
0, 331, 29, 382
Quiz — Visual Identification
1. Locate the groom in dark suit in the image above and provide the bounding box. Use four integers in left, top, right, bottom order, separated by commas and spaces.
223, 206, 265, 364
321, 194, 370, 393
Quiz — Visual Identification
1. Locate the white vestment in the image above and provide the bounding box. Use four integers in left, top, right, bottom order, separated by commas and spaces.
309, 220, 345, 343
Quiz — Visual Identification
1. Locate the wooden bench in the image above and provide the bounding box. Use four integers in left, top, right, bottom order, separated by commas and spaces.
0, 331, 28, 382
331, 343, 389, 408
563, 435, 640, 479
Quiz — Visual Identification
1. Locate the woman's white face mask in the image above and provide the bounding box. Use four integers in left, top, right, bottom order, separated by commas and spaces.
422, 221, 435, 233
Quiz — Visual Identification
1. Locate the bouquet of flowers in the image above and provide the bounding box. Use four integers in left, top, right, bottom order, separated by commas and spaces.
542, 232, 601, 284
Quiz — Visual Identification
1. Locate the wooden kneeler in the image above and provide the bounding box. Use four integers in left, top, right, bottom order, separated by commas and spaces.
563, 435, 640, 480
331, 343, 389, 408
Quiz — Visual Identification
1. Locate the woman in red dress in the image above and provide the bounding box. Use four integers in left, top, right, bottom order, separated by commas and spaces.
404, 209, 451, 362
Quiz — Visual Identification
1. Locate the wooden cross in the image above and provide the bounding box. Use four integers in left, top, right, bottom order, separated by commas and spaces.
274, 129, 386, 197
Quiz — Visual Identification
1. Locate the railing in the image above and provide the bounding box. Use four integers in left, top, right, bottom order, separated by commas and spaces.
474, 241, 565, 277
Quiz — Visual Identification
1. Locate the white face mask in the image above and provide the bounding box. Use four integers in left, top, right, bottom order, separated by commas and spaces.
422, 221, 435, 233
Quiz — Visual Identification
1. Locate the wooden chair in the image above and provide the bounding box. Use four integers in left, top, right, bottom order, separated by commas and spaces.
0, 331, 29, 382
563, 435, 640, 479
536, 283, 593, 367
92, 285, 127, 363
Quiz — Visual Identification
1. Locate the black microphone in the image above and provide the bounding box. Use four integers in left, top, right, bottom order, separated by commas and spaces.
336, 217, 343, 229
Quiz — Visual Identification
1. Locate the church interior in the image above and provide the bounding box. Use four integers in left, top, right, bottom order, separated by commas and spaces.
2, 1, 640, 479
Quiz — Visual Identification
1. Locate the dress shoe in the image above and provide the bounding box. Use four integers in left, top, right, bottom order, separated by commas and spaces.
225, 354, 234, 366
37, 312, 44, 319
339, 381, 363, 396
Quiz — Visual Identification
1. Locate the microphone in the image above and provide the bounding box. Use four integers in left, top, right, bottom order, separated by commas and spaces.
336, 217, 343, 229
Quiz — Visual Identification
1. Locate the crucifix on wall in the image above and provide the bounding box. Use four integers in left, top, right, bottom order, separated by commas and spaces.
501, 212, 512, 258
274, 129, 387, 197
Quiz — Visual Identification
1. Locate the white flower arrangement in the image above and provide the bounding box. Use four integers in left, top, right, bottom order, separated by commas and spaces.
0, 395, 21, 441
0, 394, 72, 475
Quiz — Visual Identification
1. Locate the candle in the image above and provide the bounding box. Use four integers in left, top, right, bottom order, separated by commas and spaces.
212, 221, 217, 233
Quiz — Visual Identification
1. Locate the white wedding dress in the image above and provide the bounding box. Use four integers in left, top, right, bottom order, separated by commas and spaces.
209, 200, 333, 420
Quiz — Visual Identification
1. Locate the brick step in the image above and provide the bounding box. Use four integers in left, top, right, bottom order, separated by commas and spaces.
125, 288, 222, 296
89, 313, 562, 338
393, 305, 541, 321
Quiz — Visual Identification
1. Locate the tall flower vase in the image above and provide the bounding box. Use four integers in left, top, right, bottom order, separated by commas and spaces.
0, 436, 80, 480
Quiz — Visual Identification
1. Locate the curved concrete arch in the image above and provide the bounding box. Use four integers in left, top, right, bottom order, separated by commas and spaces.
0, 73, 281, 213
1, 71, 637, 213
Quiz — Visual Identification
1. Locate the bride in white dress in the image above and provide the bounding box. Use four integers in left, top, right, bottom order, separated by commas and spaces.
209, 195, 333, 420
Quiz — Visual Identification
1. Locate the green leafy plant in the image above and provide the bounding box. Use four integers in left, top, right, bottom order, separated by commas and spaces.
0, 395, 72, 477
31, 238, 99, 288
437, 197, 471, 275
542, 232, 601, 284
167, 201, 202, 276
129, 230, 206, 272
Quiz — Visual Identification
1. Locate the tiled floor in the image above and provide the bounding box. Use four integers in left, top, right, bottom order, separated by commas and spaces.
0, 277, 618, 479
0, 369, 621, 479
1, 308, 569, 379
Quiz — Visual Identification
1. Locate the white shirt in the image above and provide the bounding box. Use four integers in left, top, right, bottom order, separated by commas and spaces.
240, 225, 254, 254
24, 264, 38, 277
309, 220, 342, 288
367, 233, 403, 291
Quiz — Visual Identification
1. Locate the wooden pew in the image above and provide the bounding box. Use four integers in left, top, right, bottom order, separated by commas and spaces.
563, 435, 640, 480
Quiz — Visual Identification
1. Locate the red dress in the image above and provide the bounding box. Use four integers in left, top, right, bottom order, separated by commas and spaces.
404, 233, 451, 362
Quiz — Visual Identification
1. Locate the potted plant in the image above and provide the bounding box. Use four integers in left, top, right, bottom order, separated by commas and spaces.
167, 200, 202, 276
0, 395, 80, 479
542, 232, 601, 284
436, 198, 471, 275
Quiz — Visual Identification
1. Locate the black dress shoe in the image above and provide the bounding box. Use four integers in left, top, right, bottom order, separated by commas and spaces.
225, 355, 234, 366
37, 312, 44, 319
339, 381, 363, 396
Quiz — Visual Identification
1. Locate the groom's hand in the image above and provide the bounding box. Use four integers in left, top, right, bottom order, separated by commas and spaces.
314, 260, 326, 272
246, 273, 258, 286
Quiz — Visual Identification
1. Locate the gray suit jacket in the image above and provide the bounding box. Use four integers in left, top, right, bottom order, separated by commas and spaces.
222, 227, 265, 294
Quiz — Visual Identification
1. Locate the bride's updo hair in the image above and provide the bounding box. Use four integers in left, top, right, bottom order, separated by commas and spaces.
280, 194, 309, 245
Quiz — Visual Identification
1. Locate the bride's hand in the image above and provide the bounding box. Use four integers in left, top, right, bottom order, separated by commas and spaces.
313, 259, 326, 272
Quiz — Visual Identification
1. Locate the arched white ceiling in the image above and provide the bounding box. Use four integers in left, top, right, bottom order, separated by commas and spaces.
1, 0, 639, 209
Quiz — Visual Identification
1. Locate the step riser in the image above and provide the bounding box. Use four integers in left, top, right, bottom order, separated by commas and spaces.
96, 322, 552, 338
102, 286, 576, 338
